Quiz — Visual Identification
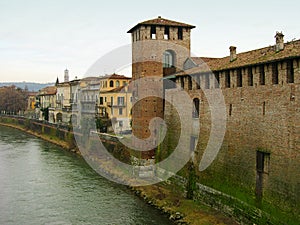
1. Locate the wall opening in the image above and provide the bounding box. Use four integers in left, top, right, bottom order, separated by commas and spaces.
163, 50, 176, 76
229, 104, 232, 116
215, 72, 220, 88
164, 26, 170, 40
237, 68, 242, 87
180, 77, 184, 89
188, 76, 192, 90
190, 136, 197, 151
204, 73, 210, 89
109, 80, 114, 87
272, 63, 279, 84
225, 71, 231, 88
178, 27, 183, 40
192, 98, 200, 118
259, 65, 265, 85
151, 25, 156, 39
287, 60, 294, 83
163, 50, 175, 68
256, 150, 270, 201
263, 101, 266, 115
248, 67, 253, 86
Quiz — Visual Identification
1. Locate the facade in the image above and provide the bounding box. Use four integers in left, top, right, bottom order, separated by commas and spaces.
99, 84, 132, 134
37, 86, 57, 121
79, 77, 100, 116
98, 74, 132, 133
55, 81, 72, 123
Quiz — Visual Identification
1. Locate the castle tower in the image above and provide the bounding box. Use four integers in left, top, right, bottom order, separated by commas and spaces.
64, 69, 69, 82
127, 16, 195, 159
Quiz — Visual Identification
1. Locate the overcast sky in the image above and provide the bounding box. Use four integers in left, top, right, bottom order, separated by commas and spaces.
0, 0, 299, 82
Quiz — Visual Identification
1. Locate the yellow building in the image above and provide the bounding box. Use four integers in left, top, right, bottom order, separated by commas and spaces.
98, 74, 132, 134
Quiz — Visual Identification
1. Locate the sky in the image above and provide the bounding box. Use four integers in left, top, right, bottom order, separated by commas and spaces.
0, 0, 299, 83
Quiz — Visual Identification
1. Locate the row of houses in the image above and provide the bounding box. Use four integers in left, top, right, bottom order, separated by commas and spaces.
35, 70, 132, 134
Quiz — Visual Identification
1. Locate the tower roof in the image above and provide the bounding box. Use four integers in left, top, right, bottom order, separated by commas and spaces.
127, 16, 196, 33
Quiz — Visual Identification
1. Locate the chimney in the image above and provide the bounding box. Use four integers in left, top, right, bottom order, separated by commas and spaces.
229, 46, 237, 62
64, 69, 69, 82
275, 32, 284, 52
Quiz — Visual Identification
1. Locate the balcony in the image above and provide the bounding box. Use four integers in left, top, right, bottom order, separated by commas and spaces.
112, 103, 125, 108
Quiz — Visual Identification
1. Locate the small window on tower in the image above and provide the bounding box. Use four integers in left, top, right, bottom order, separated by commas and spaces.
164, 26, 170, 40
178, 27, 183, 40
151, 25, 156, 39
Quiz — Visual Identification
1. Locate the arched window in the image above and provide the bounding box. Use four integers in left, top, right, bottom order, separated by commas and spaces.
163, 50, 176, 68
109, 80, 114, 87
192, 98, 200, 118
116, 80, 120, 87
56, 113, 62, 123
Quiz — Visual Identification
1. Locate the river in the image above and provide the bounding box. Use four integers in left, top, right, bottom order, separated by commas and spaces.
0, 125, 173, 225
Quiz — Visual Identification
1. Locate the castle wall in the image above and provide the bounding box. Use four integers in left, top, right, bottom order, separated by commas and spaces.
165, 57, 300, 215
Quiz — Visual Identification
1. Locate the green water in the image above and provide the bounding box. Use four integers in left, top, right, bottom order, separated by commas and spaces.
0, 125, 172, 225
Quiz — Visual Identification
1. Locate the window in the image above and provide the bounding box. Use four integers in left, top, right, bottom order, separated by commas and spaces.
259, 65, 265, 85
237, 69, 242, 87
100, 97, 103, 105
248, 67, 253, 86
192, 98, 200, 118
225, 71, 231, 88
164, 26, 169, 40
287, 60, 294, 83
215, 72, 220, 88
111, 96, 114, 106
178, 27, 183, 40
151, 25, 156, 39
163, 50, 175, 68
188, 76, 192, 90
119, 108, 123, 115
272, 63, 279, 84
116, 80, 120, 87
180, 77, 184, 89
109, 80, 114, 87
119, 121, 123, 127
117, 97, 125, 106
229, 104, 232, 116
123, 81, 127, 86
256, 151, 270, 174
190, 136, 197, 151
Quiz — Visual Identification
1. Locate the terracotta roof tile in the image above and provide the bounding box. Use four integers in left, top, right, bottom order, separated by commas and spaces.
39, 86, 57, 96
177, 39, 300, 76
128, 16, 195, 33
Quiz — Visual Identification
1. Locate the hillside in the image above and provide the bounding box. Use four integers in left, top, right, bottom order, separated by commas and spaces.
0, 82, 54, 92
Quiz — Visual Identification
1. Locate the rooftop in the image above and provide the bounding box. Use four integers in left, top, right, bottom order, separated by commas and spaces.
177, 39, 300, 76
128, 16, 195, 33
99, 74, 131, 80
38, 86, 57, 96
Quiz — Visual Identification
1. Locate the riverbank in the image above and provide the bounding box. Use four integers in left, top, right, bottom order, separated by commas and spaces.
0, 121, 80, 154
0, 118, 238, 225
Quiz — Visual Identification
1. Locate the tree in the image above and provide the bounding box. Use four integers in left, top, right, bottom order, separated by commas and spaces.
186, 161, 197, 199
0, 86, 28, 114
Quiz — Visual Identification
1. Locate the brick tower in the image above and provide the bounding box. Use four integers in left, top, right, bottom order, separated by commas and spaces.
128, 16, 195, 159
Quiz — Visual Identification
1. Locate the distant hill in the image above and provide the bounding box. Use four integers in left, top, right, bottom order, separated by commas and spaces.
0, 82, 54, 92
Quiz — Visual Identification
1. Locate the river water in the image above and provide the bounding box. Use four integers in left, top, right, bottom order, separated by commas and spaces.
0, 125, 173, 225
